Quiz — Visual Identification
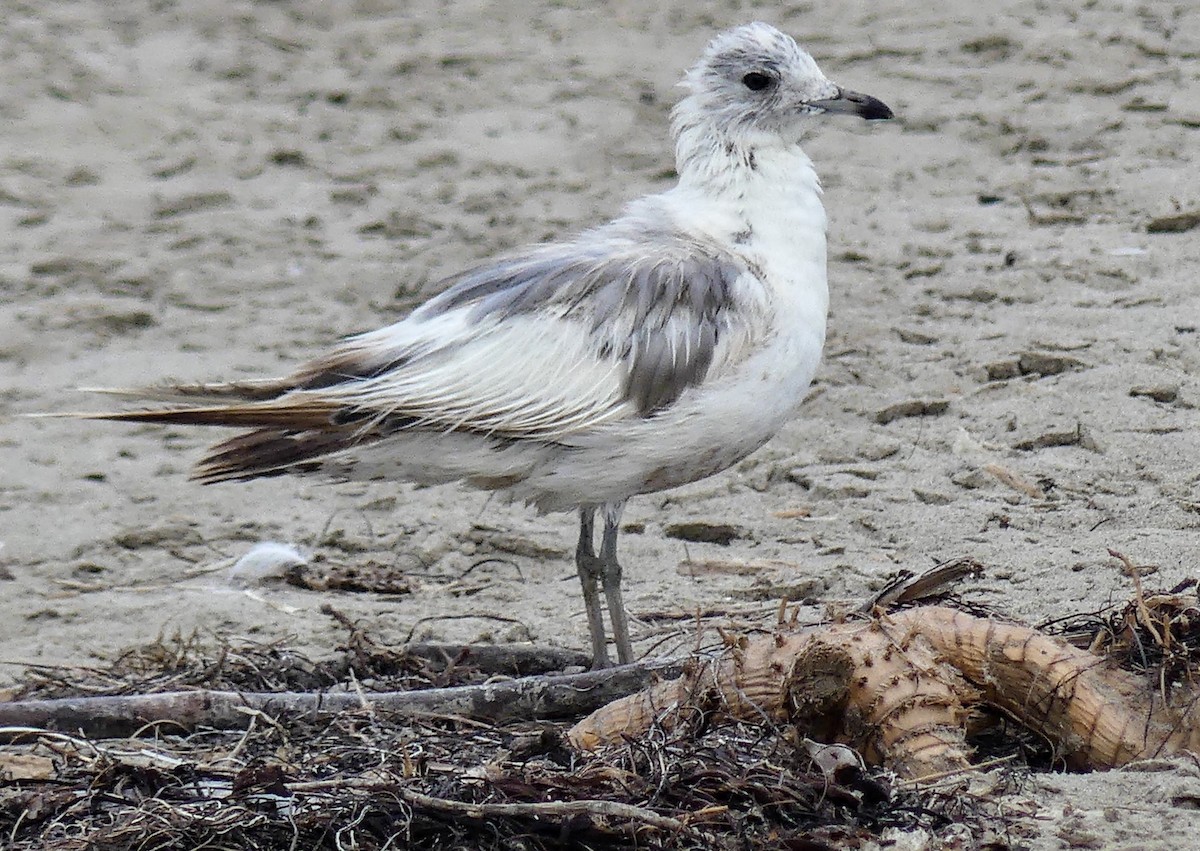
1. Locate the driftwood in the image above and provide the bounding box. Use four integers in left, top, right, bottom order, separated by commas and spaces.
569, 604, 1200, 779
0, 658, 681, 741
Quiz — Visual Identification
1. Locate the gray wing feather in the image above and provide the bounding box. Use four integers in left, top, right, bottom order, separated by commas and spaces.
420, 227, 747, 417
626, 318, 719, 414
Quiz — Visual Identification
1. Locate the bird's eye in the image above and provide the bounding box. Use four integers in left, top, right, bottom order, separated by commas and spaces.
742, 72, 773, 91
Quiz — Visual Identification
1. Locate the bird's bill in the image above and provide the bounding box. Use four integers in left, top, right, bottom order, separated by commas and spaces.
810, 87, 894, 120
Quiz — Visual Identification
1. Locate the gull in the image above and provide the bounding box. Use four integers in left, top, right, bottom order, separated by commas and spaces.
78, 23, 892, 668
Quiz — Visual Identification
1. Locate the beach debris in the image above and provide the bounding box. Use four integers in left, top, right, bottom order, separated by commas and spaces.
571, 580, 1200, 779
228, 541, 309, 587
1146, 210, 1200, 233
874, 398, 950, 424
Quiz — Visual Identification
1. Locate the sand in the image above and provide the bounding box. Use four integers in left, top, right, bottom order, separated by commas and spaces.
2, 0, 1199, 847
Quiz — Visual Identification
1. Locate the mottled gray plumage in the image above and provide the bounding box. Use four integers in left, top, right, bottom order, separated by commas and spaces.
422, 229, 744, 415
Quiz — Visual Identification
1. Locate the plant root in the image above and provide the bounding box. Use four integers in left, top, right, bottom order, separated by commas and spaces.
569, 605, 1200, 779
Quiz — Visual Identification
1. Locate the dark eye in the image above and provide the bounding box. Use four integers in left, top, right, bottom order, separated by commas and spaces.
742, 71, 772, 91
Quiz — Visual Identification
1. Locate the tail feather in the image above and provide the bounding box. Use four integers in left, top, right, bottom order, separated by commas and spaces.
60, 396, 367, 483
54, 341, 415, 484
76, 344, 392, 403
75, 401, 340, 430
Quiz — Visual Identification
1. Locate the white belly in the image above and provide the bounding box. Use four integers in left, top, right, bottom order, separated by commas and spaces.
332, 310, 825, 515
517, 310, 824, 509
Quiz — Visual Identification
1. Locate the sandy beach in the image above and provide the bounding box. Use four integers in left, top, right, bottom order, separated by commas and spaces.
3, 1, 1199, 846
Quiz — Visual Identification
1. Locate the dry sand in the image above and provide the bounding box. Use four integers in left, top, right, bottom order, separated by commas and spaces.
2, 1, 1199, 847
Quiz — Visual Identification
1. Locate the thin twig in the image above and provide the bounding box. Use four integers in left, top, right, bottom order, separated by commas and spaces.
899, 754, 1017, 788
397, 786, 691, 834
281, 776, 695, 833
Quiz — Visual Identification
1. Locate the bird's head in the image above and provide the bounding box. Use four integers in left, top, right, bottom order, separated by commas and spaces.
672, 23, 892, 169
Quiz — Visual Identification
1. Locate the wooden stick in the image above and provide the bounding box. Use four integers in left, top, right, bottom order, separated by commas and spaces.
400, 642, 593, 675
0, 659, 683, 741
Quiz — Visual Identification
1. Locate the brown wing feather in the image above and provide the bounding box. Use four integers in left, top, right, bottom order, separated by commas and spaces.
193, 426, 368, 483
76, 397, 375, 484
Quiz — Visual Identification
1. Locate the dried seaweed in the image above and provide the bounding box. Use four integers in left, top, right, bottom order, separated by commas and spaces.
0, 628, 1006, 850
0, 710, 1001, 850
13, 604, 590, 704
1043, 557, 1200, 686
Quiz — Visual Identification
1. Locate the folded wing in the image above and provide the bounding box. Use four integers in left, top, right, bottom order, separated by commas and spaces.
92, 228, 755, 482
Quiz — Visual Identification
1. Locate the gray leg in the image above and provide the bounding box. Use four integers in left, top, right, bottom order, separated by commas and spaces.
575, 507, 611, 668
599, 502, 634, 665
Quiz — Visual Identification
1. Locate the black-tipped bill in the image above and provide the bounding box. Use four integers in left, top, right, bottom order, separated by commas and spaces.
810, 87, 894, 121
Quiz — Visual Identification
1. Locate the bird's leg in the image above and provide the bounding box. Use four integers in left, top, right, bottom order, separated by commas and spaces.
599, 502, 634, 665
575, 507, 611, 668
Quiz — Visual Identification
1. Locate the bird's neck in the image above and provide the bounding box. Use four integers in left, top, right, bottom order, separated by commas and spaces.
669, 122, 828, 322
674, 123, 822, 210
672, 123, 826, 247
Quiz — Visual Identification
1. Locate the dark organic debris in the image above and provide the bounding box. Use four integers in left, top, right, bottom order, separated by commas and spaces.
1046, 553, 1200, 689
0, 711, 977, 851
874, 398, 949, 424
664, 521, 748, 546
1146, 211, 1200, 234
859, 556, 984, 613
1129, 384, 1178, 404
287, 558, 414, 594
982, 351, 1086, 382
11, 565, 1195, 849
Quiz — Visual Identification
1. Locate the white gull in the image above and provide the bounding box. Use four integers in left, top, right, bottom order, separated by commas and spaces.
83, 23, 893, 667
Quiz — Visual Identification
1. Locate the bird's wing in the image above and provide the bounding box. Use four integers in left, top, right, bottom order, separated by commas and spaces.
87, 229, 759, 481
285, 231, 757, 438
